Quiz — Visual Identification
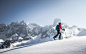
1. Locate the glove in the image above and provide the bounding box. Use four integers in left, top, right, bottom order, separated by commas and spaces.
63, 29, 65, 31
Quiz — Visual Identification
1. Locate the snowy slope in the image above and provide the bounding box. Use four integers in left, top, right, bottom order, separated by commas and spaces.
77, 30, 86, 36
0, 36, 86, 54
0, 39, 4, 47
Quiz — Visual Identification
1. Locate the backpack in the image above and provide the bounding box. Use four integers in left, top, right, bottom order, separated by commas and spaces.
56, 25, 59, 30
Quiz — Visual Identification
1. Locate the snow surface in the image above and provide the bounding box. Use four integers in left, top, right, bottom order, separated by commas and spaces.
17, 33, 25, 42
77, 30, 86, 36
6, 33, 18, 40
0, 39, 4, 47
0, 36, 86, 54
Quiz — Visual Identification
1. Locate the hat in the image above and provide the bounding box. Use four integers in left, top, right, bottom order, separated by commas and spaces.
59, 22, 61, 24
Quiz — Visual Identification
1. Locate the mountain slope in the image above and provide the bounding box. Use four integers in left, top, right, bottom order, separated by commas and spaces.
0, 36, 86, 54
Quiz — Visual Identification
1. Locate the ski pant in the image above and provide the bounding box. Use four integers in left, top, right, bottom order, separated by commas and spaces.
54, 30, 61, 38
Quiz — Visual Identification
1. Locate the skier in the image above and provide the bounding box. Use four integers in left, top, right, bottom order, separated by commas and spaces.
53, 22, 65, 40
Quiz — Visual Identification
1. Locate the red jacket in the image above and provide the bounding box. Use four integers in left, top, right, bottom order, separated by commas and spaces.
59, 24, 63, 30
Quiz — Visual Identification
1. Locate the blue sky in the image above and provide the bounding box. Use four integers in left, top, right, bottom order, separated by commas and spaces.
0, 0, 86, 28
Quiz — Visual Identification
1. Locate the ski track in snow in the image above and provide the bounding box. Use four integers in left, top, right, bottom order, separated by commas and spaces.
0, 36, 86, 54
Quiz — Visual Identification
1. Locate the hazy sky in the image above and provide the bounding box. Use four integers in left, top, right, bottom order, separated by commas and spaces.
0, 0, 86, 28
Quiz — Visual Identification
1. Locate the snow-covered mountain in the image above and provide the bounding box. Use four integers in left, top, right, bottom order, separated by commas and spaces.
0, 18, 86, 54
0, 19, 86, 43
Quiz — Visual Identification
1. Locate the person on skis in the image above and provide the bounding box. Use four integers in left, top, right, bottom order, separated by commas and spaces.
53, 22, 65, 40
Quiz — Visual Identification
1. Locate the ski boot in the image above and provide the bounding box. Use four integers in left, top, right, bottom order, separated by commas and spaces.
53, 37, 55, 40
